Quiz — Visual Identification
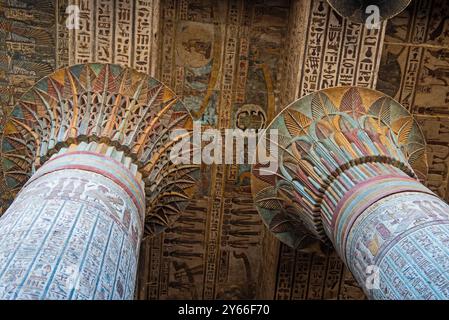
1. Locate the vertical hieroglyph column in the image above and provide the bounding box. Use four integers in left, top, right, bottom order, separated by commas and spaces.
0, 63, 200, 299
0, 143, 145, 299
252, 86, 449, 299
62, 0, 160, 75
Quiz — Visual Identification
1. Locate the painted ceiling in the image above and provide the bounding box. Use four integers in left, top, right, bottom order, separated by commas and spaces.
1, 0, 449, 300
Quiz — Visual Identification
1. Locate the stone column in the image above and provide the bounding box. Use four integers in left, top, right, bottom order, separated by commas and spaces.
0, 63, 199, 300
252, 86, 449, 299
0, 142, 145, 299
327, 163, 449, 299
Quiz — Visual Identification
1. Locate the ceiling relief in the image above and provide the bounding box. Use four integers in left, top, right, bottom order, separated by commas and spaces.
139, 0, 290, 300
0, 0, 448, 301
376, 0, 449, 201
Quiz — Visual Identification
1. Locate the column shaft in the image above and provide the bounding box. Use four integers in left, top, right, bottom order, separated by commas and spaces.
344, 190, 449, 299
0, 147, 145, 299
330, 168, 449, 299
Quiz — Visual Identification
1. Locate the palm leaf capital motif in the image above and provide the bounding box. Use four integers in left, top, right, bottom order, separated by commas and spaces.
252, 86, 428, 248
0, 63, 200, 237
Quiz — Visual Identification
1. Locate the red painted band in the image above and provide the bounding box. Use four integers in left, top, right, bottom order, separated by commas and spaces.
28, 164, 145, 220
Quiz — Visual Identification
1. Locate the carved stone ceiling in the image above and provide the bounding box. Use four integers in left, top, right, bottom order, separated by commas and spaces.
0, 0, 449, 300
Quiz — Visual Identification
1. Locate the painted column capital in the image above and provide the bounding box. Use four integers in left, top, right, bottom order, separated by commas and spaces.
0, 63, 200, 238
252, 86, 449, 299
251, 86, 428, 248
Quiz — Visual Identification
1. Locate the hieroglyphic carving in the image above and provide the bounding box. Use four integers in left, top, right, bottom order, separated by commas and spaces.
327, 0, 412, 24
378, 0, 434, 110
137, 0, 290, 300
96, 0, 114, 63
135, 0, 160, 75
74, 0, 94, 63
0, 152, 144, 299
160, 0, 176, 85
56, 0, 70, 68
66, 0, 160, 76
114, 0, 134, 65
377, 0, 449, 202
347, 192, 449, 299
299, 0, 330, 94
274, 244, 295, 300
274, 245, 354, 300
280, 0, 385, 107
